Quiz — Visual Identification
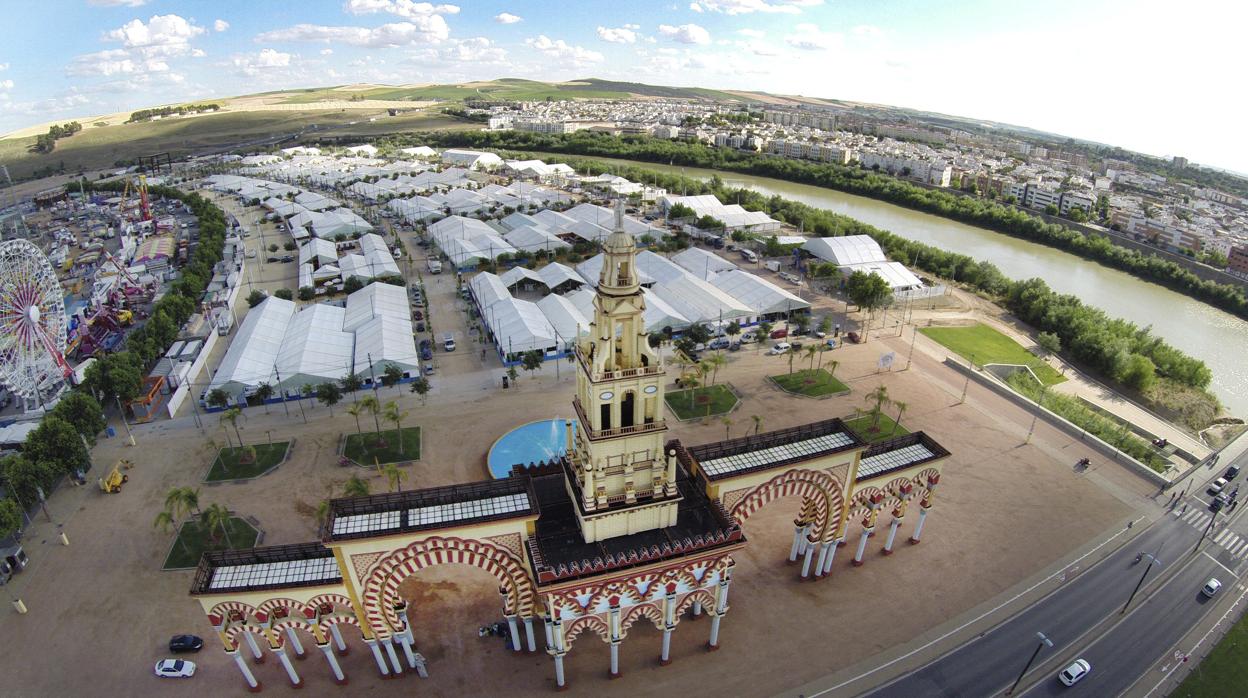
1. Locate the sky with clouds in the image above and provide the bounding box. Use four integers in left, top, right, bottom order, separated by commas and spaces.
1, 0, 1245, 172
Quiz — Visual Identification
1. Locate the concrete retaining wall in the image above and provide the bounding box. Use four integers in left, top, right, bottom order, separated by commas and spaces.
945, 358, 1169, 486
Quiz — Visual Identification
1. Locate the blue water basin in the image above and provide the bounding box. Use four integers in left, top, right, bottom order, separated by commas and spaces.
487, 419, 573, 479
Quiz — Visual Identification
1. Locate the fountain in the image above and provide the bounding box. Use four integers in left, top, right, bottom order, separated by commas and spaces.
487, 419, 575, 479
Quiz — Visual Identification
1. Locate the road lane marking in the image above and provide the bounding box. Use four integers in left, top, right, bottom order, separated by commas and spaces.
1231, 540, 1248, 556
1182, 509, 1201, 523
1214, 529, 1232, 545
814, 516, 1147, 698
1202, 551, 1236, 576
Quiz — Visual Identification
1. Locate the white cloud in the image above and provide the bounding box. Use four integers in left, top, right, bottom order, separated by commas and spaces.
191, 48, 206, 57
694, 0, 822, 14
257, 20, 450, 47
785, 23, 839, 50
494, 12, 522, 24
0, 63, 8, 71
0, 80, 13, 91
320, 48, 334, 55
105, 14, 206, 59
232, 48, 293, 76
658, 23, 711, 45
87, 0, 148, 6
737, 29, 765, 38
524, 35, 604, 64
439, 37, 507, 63
344, 1, 459, 18
214, 19, 230, 33
852, 25, 883, 39
597, 26, 638, 44
67, 48, 170, 77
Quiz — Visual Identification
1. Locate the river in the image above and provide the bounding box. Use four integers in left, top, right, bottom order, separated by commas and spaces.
542, 154, 1248, 416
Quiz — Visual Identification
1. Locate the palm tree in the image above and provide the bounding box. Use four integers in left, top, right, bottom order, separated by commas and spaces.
684, 374, 701, 409
359, 395, 382, 436
341, 372, 363, 402
343, 474, 371, 498
153, 510, 192, 557
721, 416, 733, 440
892, 400, 908, 437
757, 321, 773, 352
164, 486, 200, 521
200, 503, 234, 548
254, 382, 274, 414
804, 344, 819, 372
706, 353, 727, 386
751, 414, 763, 436
381, 462, 409, 492
315, 500, 332, 530
346, 402, 365, 436
382, 401, 409, 454
220, 407, 243, 449
786, 345, 798, 375
826, 359, 840, 381
816, 344, 828, 370
865, 384, 892, 431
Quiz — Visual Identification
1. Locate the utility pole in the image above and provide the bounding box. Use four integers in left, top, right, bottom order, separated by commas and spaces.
1006, 632, 1053, 695
1123, 542, 1164, 613
115, 395, 136, 446
273, 365, 291, 418
959, 354, 975, 404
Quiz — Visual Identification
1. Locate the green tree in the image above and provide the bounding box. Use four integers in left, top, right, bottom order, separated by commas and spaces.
757, 321, 774, 351
1036, 331, 1061, 357
220, 407, 243, 448
751, 414, 763, 435
721, 416, 733, 440
49, 391, 106, 444
359, 395, 382, 436
1117, 354, 1157, 391
382, 401, 409, 454
521, 350, 544, 378
864, 384, 892, 431
380, 364, 404, 391
846, 270, 893, 341
0, 498, 23, 542
1, 455, 55, 508
268, 243, 279, 253
246, 289, 267, 308
724, 321, 741, 340
891, 400, 908, 436
206, 389, 230, 410
408, 377, 430, 405
786, 344, 798, 374
381, 462, 408, 492
344, 276, 365, 294
83, 352, 142, 403
23, 417, 88, 474
153, 509, 191, 557
346, 401, 365, 436
254, 382, 274, 414
804, 344, 819, 371
317, 382, 342, 416
705, 353, 727, 386
340, 372, 363, 399
200, 503, 234, 547
343, 474, 371, 498
297, 286, 316, 301
274, 288, 293, 301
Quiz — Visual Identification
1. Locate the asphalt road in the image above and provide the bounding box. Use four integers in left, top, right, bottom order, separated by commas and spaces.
863, 454, 1247, 698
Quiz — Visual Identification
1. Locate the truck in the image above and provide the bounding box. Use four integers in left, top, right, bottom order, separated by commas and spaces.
427, 258, 442, 274
764, 260, 782, 273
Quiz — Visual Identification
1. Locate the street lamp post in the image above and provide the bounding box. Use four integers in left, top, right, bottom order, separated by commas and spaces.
1122, 542, 1164, 614
959, 353, 975, 404
1006, 632, 1053, 695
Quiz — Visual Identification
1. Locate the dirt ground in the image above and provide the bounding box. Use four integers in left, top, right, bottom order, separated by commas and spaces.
0, 284, 1157, 696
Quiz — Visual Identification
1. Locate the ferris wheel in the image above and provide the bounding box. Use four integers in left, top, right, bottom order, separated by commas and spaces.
0, 239, 71, 400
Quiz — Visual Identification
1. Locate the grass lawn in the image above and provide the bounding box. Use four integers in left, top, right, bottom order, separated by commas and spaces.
344, 427, 422, 465
162, 517, 259, 570
920, 323, 1066, 386
665, 384, 739, 420
205, 442, 289, 482
771, 368, 850, 397
844, 414, 910, 443
1173, 609, 1248, 697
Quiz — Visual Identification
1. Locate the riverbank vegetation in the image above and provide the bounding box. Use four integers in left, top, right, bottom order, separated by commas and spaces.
407, 131, 1248, 321
919, 324, 1065, 386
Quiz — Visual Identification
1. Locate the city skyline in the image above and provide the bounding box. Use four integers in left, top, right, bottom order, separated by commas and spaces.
0, 0, 1245, 173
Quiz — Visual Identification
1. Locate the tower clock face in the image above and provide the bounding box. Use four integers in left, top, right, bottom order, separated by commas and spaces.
643, 385, 658, 394
599, 391, 614, 401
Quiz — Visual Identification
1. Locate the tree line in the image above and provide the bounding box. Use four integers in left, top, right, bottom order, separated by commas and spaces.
407, 130, 1248, 321
31, 121, 82, 154
126, 104, 221, 123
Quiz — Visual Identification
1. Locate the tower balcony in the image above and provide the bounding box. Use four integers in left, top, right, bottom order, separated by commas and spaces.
575, 348, 666, 383
573, 397, 666, 441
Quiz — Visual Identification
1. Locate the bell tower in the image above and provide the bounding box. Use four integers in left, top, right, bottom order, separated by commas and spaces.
565, 201, 680, 543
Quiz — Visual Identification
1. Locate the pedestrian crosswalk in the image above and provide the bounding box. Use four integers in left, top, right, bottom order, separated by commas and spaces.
1174, 507, 1248, 557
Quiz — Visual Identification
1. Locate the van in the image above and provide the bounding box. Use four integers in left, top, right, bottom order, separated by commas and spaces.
767, 342, 792, 355
740, 249, 758, 264
739, 331, 757, 344
442, 333, 456, 352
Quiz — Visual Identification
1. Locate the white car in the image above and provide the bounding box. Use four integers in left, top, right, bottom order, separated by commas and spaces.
1058, 658, 1090, 687
154, 659, 196, 678
1203, 578, 1222, 598
768, 342, 792, 355
1208, 477, 1229, 495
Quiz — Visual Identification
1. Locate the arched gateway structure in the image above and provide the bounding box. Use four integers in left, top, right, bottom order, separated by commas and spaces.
190, 204, 951, 691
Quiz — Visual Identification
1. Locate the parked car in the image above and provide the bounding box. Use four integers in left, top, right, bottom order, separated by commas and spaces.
1225, 465, 1241, 480
265, 256, 279, 263
708, 337, 731, 350
769, 327, 789, 340
846, 331, 862, 344
739, 332, 757, 344
1210, 494, 1228, 512
280, 255, 294, 263
168, 635, 203, 653
419, 340, 433, 361
1202, 578, 1223, 598
768, 342, 792, 355
1208, 477, 1229, 495
443, 334, 456, 352
1058, 658, 1090, 687
413, 310, 424, 321
154, 659, 196, 678
825, 338, 838, 349
415, 322, 426, 333
423, 363, 435, 375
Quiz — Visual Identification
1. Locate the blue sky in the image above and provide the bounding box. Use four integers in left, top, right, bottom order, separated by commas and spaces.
2, 0, 1245, 172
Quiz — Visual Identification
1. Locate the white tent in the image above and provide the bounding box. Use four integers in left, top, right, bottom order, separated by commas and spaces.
801, 235, 886, 265
710, 269, 810, 317
274, 304, 353, 393
537, 262, 584, 293
564, 288, 690, 334
504, 225, 569, 253
651, 274, 753, 325
209, 297, 296, 399
672, 247, 738, 279
536, 294, 590, 350
500, 266, 544, 291
489, 297, 558, 356
299, 237, 338, 267
841, 261, 923, 291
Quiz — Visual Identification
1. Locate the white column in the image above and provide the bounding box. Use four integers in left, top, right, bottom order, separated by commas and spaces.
821, 537, 841, 575
554, 653, 567, 689
285, 627, 305, 658
691, 601, 702, 617
244, 631, 264, 662
398, 633, 418, 668
609, 642, 621, 678
788, 524, 804, 562
660, 628, 673, 665
366, 639, 390, 676
708, 614, 722, 649
382, 637, 404, 674
230, 650, 261, 690
276, 647, 302, 687
506, 615, 522, 652
543, 618, 554, 650
853, 527, 873, 566
329, 624, 347, 653
524, 617, 537, 652
910, 508, 929, 544
883, 517, 902, 555
814, 541, 830, 578
319, 643, 346, 684
800, 540, 815, 578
